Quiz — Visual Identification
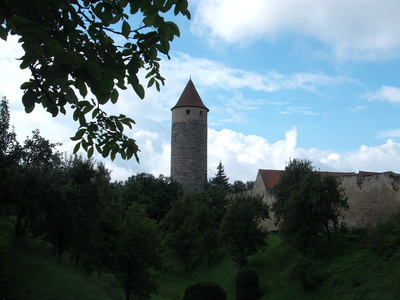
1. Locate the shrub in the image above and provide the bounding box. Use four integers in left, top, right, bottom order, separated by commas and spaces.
183, 281, 226, 300
235, 266, 261, 300
368, 214, 400, 258
284, 255, 323, 293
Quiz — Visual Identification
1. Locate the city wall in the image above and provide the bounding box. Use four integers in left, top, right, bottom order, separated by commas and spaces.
251, 171, 400, 230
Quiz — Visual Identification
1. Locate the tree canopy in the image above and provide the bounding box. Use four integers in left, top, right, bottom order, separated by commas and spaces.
0, 0, 190, 161
272, 159, 349, 255
220, 195, 269, 266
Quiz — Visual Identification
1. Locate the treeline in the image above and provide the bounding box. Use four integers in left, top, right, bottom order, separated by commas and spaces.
0, 97, 268, 300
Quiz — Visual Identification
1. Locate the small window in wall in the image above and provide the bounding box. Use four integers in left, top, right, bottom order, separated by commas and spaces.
199, 110, 203, 117
186, 109, 190, 115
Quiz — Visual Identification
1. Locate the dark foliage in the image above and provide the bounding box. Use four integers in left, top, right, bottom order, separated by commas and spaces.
210, 161, 230, 190
183, 282, 227, 300
220, 195, 269, 266
0, 0, 190, 160
367, 213, 400, 258
284, 255, 323, 293
272, 159, 349, 255
235, 266, 261, 300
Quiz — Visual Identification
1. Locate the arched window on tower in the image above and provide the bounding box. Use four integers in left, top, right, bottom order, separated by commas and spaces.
186, 109, 190, 116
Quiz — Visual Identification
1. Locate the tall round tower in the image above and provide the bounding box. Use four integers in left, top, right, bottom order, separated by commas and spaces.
171, 79, 209, 194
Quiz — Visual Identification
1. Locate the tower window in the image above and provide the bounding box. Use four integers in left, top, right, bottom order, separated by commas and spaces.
186, 109, 190, 115
199, 111, 203, 117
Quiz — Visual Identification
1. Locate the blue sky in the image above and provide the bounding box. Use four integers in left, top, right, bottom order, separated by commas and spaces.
1, 0, 400, 183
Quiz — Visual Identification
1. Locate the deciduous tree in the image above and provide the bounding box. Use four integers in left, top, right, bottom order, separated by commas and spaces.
0, 0, 190, 160
114, 202, 162, 300
220, 195, 269, 266
272, 159, 349, 255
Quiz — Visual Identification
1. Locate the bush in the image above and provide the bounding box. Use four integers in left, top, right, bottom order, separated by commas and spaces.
235, 266, 260, 300
183, 281, 226, 300
368, 214, 400, 258
284, 255, 323, 293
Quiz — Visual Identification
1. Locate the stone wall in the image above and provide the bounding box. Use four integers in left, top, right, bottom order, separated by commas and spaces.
340, 172, 400, 228
251, 171, 400, 230
171, 106, 208, 194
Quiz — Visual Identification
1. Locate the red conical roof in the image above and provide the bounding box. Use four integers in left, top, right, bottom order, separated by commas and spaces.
171, 79, 209, 111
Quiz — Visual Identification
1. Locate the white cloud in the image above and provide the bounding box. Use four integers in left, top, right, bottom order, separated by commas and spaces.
2, 35, 399, 185
207, 128, 400, 183
192, 0, 400, 60
316, 139, 400, 173
208, 127, 299, 182
365, 85, 400, 103
163, 53, 351, 93
377, 129, 400, 139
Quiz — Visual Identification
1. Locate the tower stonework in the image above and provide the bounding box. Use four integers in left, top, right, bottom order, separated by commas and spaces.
171, 80, 209, 194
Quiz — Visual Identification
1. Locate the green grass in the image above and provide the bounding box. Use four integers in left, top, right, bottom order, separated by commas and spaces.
4, 231, 400, 300
153, 233, 400, 300
10, 239, 123, 300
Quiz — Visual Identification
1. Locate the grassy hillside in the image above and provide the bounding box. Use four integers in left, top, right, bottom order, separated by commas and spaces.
3, 231, 400, 300
3, 238, 123, 300
154, 233, 400, 300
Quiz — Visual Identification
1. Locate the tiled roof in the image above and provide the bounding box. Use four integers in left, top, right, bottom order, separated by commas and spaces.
171, 79, 209, 111
259, 169, 284, 189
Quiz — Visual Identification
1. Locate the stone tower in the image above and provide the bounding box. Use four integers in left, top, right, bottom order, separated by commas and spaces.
171, 79, 209, 194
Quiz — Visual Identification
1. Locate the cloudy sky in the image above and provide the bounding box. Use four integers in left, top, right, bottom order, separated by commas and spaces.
1, 0, 400, 183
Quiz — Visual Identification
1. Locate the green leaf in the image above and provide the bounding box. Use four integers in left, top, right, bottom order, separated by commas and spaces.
82, 104, 94, 114
87, 146, 94, 158
76, 80, 88, 98
147, 77, 155, 88
126, 146, 134, 160
97, 92, 109, 105
70, 128, 86, 141
110, 89, 119, 104
10, 16, 32, 25
110, 149, 117, 161
131, 82, 145, 99
85, 61, 101, 80
0, 25, 8, 41
154, 0, 165, 9
120, 118, 133, 129
78, 113, 87, 126
92, 107, 100, 119
73, 142, 80, 154
167, 21, 180, 37
116, 120, 123, 132
66, 88, 78, 104
122, 20, 131, 38
20, 81, 31, 89
22, 89, 36, 113
73, 109, 80, 121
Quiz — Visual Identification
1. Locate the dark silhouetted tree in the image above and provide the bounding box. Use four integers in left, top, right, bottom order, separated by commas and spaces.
114, 203, 162, 300
272, 159, 349, 255
220, 195, 269, 266
210, 161, 230, 190
0, 0, 190, 160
